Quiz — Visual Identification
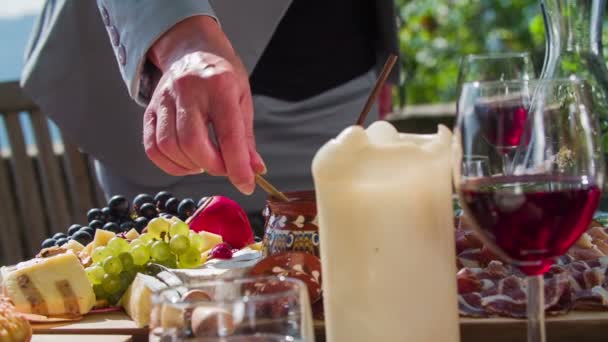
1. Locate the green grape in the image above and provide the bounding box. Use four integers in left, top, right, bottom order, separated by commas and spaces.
150, 241, 171, 261
130, 245, 151, 266
129, 239, 143, 250
92, 246, 113, 264
126, 268, 138, 280
169, 221, 190, 237
119, 271, 135, 289
169, 234, 190, 254
160, 254, 178, 269
93, 284, 107, 300
102, 273, 122, 294
178, 247, 202, 268
107, 237, 130, 254
189, 232, 204, 251
147, 218, 170, 239
103, 255, 124, 275
107, 293, 122, 306
85, 265, 105, 285
138, 233, 153, 244
118, 252, 135, 270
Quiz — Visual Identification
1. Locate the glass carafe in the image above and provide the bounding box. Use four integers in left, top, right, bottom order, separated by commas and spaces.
540, 0, 608, 209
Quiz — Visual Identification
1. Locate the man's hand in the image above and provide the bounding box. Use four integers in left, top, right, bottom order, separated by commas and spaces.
144, 16, 265, 195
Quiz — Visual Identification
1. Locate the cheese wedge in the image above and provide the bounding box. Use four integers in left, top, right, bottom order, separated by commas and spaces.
80, 242, 94, 258
121, 273, 168, 327
63, 240, 84, 253
125, 229, 140, 240
92, 229, 115, 249
199, 231, 223, 252
2, 252, 95, 317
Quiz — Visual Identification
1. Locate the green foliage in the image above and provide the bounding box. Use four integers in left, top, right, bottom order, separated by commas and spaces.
395, 0, 548, 106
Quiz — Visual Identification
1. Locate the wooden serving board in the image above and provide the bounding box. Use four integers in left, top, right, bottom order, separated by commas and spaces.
32, 335, 133, 342
30, 310, 608, 342
461, 311, 608, 342
315, 312, 608, 342
31, 311, 145, 337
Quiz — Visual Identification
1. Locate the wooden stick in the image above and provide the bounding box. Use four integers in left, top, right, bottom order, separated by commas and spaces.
255, 174, 289, 202
356, 54, 398, 126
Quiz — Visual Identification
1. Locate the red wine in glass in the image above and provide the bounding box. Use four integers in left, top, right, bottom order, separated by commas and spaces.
460, 174, 600, 275
474, 99, 529, 154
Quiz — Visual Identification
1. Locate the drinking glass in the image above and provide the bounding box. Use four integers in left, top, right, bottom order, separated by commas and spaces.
457, 53, 536, 172
149, 275, 314, 341
454, 79, 604, 342
457, 52, 535, 90
462, 155, 490, 179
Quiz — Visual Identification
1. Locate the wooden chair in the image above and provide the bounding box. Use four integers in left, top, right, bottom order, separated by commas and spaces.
0, 81, 105, 264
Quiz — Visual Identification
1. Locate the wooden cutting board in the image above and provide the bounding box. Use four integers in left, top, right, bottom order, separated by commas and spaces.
316, 312, 608, 342
32, 335, 133, 342
461, 311, 608, 342
31, 310, 608, 342
31, 311, 144, 336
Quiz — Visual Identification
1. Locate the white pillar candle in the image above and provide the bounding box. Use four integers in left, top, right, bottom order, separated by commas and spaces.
312, 121, 459, 342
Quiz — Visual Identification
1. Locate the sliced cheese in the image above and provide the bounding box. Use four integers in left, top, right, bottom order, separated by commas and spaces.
92, 229, 115, 249
2, 252, 95, 316
125, 229, 140, 240
63, 240, 84, 253
199, 231, 223, 252
121, 273, 168, 327
247, 241, 263, 251
80, 242, 94, 258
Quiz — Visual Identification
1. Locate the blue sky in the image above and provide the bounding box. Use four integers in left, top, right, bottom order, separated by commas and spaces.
0, 0, 58, 151
0, 0, 43, 81
0, 0, 43, 19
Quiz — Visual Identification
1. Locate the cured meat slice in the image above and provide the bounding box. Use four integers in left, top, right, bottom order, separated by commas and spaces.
457, 268, 481, 294
572, 286, 608, 310
478, 261, 510, 281
455, 230, 484, 254
568, 245, 605, 261
583, 268, 605, 289
457, 249, 482, 269
483, 294, 527, 318
458, 293, 487, 317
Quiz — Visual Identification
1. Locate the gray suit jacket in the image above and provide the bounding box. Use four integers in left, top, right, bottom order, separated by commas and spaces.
21, 0, 398, 189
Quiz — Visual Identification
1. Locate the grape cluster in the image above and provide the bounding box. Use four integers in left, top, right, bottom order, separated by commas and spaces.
85, 216, 208, 305
40, 192, 203, 250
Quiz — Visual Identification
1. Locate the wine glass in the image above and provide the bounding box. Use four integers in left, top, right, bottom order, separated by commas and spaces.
462, 155, 490, 179
459, 79, 537, 175
454, 79, 604, 342
149, 275, 314, 341
457, 53, 536, 174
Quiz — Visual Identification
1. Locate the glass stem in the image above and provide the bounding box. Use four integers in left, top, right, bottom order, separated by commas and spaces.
527, 274, 546, 342
502, 153, 512, 175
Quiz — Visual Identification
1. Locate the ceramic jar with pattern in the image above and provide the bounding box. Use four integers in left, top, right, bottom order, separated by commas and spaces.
262, 191, 320, 257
